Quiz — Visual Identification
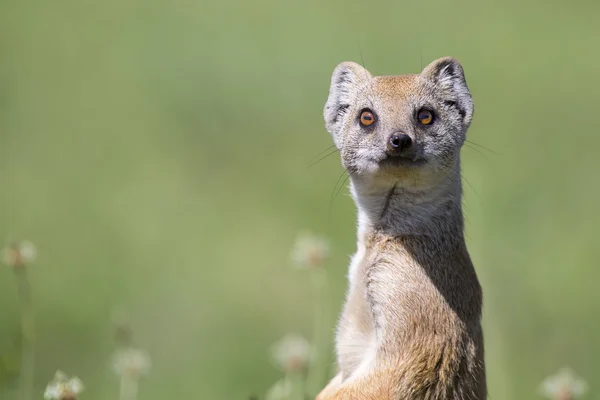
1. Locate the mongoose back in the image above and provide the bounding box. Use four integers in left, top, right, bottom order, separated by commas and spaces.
317, 57, 486, 400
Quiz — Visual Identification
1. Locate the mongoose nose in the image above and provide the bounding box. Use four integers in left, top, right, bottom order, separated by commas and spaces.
388, 133, 412, 153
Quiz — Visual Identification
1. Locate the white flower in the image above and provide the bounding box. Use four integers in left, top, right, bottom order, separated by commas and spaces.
270, 333, 312, 372
44, 370, 84, 400
290, 232, 330, 269
112, 348, 151, 378
2, 240, 36, 267
265, 378, 292, 400
540, 367, 588, 399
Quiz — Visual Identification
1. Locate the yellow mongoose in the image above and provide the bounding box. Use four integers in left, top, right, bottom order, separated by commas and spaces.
317, 58, 486, 399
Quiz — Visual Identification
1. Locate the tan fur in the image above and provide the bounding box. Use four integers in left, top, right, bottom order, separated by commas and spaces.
318, 58, 486, 399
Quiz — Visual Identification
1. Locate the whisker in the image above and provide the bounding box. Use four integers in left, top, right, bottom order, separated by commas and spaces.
435, 162, 462, 188
444, 163, 480, 200
329, 169, 353, 214
308, 144, 337, 162
329, 169, 349, 204
463, 143, 488, 160
418, 161, 476, 223
465, 140, 498, 155
307, 148, 340, 168
333, 173, 352, 207
359, 49, 367, 73
311, 144, 337, 158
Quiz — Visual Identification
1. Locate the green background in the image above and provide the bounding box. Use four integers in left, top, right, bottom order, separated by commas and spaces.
1, 0, 599, 398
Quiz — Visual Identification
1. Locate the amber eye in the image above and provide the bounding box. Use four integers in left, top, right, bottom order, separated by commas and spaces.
360, 110, 375, 127
417, 109, 434, 125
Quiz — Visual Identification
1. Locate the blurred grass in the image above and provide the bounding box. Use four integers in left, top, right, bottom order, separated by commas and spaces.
1, 0, 600, 398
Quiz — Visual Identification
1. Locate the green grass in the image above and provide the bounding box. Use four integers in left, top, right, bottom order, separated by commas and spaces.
1, 0, 599, 398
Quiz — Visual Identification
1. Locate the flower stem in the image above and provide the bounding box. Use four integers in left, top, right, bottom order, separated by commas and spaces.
14, 267, 35, 400
119, 375, 139, 400
306, 269, 329, 397
287, 371, 304, 400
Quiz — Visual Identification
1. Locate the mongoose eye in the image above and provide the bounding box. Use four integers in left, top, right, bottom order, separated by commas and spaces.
360, 110, 376, 127
417, 109, 434, 125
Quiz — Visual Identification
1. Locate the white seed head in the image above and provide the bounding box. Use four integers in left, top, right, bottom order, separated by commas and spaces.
290, 232, 330, 269
2, 240, 36, 267
112, 348, 151, 378
540, 367, 588, 399
54, 370, 68, 382
270, 333, 312, 373
43, 370, 84, 400
265, 378, 292, 400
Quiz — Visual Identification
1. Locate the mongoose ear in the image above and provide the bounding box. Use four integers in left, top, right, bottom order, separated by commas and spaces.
421, 57, 474, 127
324, 62, 372, 136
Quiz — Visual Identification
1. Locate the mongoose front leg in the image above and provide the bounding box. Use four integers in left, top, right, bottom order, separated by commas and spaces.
315, 373, 342, 400
316, 368, 397, 400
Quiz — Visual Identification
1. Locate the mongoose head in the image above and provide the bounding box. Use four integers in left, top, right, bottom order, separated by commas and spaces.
324, 57, 473, 189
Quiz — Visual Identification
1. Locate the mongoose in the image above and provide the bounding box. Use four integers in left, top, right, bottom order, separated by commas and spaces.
317, 57, 486, 400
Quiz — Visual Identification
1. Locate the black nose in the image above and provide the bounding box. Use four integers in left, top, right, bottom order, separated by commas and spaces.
388, 133, 412, 152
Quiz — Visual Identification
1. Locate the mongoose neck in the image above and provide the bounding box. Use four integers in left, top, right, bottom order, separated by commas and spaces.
350, 165, 464, 239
